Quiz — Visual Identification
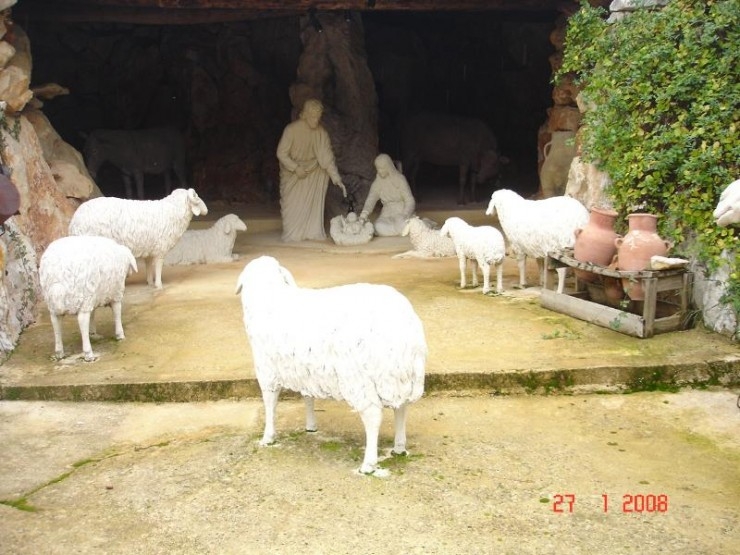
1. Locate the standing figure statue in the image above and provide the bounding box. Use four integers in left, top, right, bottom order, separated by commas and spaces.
277, 99, 347, 242
360, 153, 416, 236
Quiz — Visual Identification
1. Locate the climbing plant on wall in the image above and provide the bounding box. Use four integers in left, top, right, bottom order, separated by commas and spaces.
558, 0, 740, 329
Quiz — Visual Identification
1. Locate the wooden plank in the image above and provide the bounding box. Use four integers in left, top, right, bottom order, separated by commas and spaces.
653, 313, 683, 334
540, 289, 646, 338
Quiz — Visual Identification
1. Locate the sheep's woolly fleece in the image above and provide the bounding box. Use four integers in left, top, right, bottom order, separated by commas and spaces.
165, 213, 247, 265
439, 216, 506, 294
39, 235, 137, 360
485, 189, 589, 260
68, 188, 208, 288
393, 216, 456, 259
486, 189, 589, 287
235, 255, 427, 475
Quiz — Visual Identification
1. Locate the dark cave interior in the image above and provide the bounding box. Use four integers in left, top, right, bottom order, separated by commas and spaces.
19, 7, 563, 205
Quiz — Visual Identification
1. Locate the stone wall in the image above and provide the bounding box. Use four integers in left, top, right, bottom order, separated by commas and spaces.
0, 4, 98, 357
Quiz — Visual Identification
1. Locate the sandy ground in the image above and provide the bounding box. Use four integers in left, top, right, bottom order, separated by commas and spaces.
0, 390, 739, 554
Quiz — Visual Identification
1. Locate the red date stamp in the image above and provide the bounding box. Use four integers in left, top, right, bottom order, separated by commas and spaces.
551, 493, 669, 513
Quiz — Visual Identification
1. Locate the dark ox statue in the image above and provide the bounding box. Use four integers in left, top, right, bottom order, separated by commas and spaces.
401, 113, 505, 205
83, 126, 187, 199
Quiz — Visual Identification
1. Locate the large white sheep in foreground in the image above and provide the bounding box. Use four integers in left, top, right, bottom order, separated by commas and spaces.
439, 217, 506, 294
39, 235, 138, 362
236, 255, 427, 476
714, 179, 740, 227
392, 216, 456, 259
68, 188, 208, 288
164, 213, 247, 265
485, 189, 588, 288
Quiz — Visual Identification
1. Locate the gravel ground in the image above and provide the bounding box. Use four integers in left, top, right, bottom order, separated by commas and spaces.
1, 389, 739, 554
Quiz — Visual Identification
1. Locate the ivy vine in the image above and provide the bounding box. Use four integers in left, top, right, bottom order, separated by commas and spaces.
558, 0, 740, 334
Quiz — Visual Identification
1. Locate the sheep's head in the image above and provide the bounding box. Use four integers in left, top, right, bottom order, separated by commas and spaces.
401, 216, 418, 237
219, 214, 248, 235
439, 217, 461, 238
186, 188, 209, 217
714, 179, 740, 227
485, 197, 497, 217
123, 247, 138, 275
485, 188, 518, 217
235, 256, 296, 296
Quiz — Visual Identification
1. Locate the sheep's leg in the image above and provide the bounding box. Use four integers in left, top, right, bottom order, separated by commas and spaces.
146, 256, 164, 289
304, 396, 318, 432
88, 308, 101, 340
471, 259, 480, 289
458, 255, 467, 289
480, 260, 490, 293
517, 254, 528, 288
391, 403, 409, 456
145, 257, 155, 286
556, 267, 567, 294
77, 311, 98, 362
134, 171, 145, 200
537, 258, 546, 287
153, 257, 165, 289
358, 404, 383, 475
49, 312, 65, 360
111, 301, 125, 340
260, 388, 281, 446
496, 262, 504, 293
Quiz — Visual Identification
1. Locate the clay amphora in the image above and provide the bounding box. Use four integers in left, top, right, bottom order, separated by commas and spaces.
540, 131, 577, 197
615, 213, 670, 300
573, 207, 619, 283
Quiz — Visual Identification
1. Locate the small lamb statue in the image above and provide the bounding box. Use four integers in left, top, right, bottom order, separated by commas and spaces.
164, 213, 247, 265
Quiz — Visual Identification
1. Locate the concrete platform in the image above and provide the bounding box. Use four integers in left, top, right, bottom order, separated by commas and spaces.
1, 201, 738, 402
1, 202, 739, 554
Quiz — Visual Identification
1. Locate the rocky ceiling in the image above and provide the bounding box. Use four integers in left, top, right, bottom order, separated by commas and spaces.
15, 0, 580, 25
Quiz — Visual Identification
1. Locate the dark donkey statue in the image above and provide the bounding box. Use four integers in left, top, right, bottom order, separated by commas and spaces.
83, 126, 187, 199
401, 113, 505, 205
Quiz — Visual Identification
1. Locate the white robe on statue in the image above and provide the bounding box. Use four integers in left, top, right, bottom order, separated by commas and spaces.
277, 119, 342, 242
360, 154, 416, 237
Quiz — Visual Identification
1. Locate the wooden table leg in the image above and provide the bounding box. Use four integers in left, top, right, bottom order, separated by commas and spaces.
642, 277, 658, 338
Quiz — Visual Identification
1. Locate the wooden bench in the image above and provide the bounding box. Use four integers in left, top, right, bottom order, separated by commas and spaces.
541, 249, 693, 338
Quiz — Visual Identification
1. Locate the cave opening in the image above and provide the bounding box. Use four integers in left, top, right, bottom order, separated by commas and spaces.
20, 7, 561, 206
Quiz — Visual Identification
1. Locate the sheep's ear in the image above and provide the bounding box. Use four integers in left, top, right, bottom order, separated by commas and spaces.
223, 222, 233, 234
127, 251, 138, 274
278, 266, 297, 287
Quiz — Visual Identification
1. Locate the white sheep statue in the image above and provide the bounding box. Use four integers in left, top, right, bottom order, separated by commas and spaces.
392, 216, 456, 259
439, 216, 506, 294
714, 179, 740, 227
235, 255, 427, 476
164, 213, 247, 265
39, 235, 138, 362
485, 189, 589, 289
68, 188, 208, 289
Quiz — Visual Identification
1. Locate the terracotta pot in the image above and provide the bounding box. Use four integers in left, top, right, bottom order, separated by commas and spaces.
615, 213, 671, 300
573, 207, 620, 283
